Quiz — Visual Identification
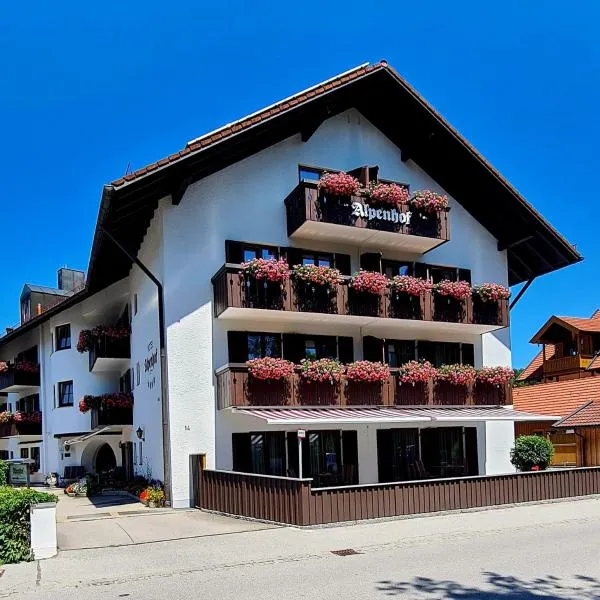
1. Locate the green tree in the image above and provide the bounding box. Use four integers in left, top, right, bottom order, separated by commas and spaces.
510, 435, 554, 471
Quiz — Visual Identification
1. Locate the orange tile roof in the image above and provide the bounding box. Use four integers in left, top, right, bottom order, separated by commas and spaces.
517, 344, 555, 381
557, 316, 600, 333
513, 377, 600, 417
554, 400, 600, 428
587, 355, 600, 371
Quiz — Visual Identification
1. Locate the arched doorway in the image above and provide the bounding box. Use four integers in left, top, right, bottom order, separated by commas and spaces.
95, 443, 117, 474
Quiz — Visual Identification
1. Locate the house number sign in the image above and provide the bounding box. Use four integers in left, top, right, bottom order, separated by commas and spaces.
351, 201, 412, 225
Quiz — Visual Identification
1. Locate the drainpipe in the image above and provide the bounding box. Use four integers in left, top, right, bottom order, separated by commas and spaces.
99, 226, 172, 504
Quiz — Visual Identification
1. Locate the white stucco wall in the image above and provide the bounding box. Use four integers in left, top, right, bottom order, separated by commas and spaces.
484, 420, 516, 475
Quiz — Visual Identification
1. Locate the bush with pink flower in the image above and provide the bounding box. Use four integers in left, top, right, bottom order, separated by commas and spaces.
241, 258, 290, 283
436, 364, 477, 386
398, 360, 438, 385
409, 190, 449, 213
77, 325, 131, 353
13, 411, 42, 424
389, 275, 432, 297
433, 280, 472, 301
300, 358, 344, 384
318, 172, 360, 196
367, 183, 409, 207
476, 366, 515, 387
350, 270, 388, 295
346, 361, 390, 383
247, 357, 295, 381
472, 283, 511, 303
291, 264, 342, 288
0, 361, 39, 374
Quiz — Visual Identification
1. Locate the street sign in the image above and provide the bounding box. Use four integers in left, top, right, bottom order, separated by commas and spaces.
9, 462, 29, 486
297, 429, 306, 439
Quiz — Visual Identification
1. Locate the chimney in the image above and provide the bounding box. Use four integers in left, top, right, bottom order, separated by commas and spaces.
58, 268, 86, 293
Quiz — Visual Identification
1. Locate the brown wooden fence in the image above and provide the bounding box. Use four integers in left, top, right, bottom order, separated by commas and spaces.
197, 466, 600, 526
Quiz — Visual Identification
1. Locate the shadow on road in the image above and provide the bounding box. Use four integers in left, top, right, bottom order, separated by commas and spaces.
377, 572, 600, 598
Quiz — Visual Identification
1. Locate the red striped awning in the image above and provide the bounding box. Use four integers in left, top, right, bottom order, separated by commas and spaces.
230, 406, 556, 425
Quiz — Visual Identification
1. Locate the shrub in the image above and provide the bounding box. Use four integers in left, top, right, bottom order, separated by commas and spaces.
0, 486, 58, 564
510, 435, 554, 472
0, 461, 7, 486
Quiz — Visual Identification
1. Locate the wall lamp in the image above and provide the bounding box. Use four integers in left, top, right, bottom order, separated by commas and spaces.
136, 427, 145, 442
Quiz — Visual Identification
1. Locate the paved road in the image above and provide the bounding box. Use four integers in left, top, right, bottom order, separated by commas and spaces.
4, 497, 600, 599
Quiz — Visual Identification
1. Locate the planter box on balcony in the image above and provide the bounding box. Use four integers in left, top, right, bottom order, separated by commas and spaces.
91, 406, 133, 429
395, 381, 431, 405
89, 335, 131, 373
0, 420, 42, 437
285, 182, 450, 254
472, 297, 509, 327
0, 368, 40, 393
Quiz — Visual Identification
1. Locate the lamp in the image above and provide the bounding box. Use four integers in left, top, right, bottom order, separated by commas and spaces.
136, 427, 145, 442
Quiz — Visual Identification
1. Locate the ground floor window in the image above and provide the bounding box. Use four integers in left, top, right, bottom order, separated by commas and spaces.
20, 446, 41, 473
232, 430, 359, 486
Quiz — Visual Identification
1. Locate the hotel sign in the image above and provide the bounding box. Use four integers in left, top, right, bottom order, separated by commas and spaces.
351, 202, 412, 225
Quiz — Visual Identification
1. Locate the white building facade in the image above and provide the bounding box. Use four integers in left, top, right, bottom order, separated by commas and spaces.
0, 62, 579, 506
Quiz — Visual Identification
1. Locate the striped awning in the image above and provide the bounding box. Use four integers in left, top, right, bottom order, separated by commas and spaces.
230, 406, 557, 425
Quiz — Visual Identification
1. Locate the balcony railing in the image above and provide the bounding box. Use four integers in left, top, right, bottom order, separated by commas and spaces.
216, 364, 511, 409
285, 182, 450, 254
0, 417, 42, 437
0, 365, 40, 392
91, 405, 133, 429
543, 354, 592, 376
89, 334, 131, 373
212, 265, 509, 332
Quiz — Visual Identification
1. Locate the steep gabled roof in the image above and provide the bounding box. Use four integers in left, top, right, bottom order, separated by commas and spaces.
530, 310, 600, 343
87, 61, 581, 292
513, 377, 600, 417
517, 344, 555, 382
553, 399, 600, 428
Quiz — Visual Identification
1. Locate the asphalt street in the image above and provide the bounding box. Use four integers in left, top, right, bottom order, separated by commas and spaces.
4, 497, 600, 599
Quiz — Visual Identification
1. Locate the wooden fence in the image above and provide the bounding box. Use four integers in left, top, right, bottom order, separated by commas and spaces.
197, 466, 600, 526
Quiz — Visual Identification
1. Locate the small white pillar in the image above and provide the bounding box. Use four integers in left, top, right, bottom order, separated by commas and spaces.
30, 502, 57, 560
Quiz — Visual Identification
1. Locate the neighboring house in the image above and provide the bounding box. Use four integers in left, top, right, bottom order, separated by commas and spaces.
0, 61, 581, 507
514, 310, 600, 467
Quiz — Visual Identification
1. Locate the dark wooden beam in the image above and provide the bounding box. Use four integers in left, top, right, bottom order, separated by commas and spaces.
172, 176, 194, 206
497, 235, 534, 252
510, 277, 535, 310
301, 117, 325, 142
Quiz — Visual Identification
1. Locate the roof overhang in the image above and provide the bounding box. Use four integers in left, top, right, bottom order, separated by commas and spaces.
230, 406, 557, 426
86, 61, 581, 292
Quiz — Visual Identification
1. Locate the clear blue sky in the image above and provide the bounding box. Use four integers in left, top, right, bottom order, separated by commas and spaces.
1, 1, 598, 367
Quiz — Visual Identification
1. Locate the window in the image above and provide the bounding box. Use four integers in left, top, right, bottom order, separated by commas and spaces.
302, 252, 331, 267
232, 432, 286, 476
298, 166, 321, 182
29, 447, 40, 473
382, 260, 412, 278
55, 324, 71, 351
20, 448, 29, 459
385, 341, 415, 368
0, 450, 9, 460
17, 394, 39, 413
138, 441, 143, 466
303, 337, 337, 360
243, 246, 277, 262
58, 381, 74, 407
247, 334, 281, 360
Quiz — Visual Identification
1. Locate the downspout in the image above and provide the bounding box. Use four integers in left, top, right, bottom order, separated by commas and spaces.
99, 226, 172, 504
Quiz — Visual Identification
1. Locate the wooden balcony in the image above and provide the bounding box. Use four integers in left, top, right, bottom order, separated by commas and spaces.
543, 354, 592, 376
216, 364, 511, 409
285, 182, 449, 254
212, 265, 509, 336
0, 418, 42, 437
91, 406, 133, 429
0, 366, 40, 393
89, 334, 131, 373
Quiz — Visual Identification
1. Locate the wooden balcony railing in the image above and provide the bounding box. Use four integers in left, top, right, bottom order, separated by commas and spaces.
542, 354, 593, 376
212, 265, 509, 329
0, 418, 42, 437
285, 182, 450, 253
89, 334, 131, 372
0, 365, 40, 392
91, 406, 133, 429
216, 364, 511, 409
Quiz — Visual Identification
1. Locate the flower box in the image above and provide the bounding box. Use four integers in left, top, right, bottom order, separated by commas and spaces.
409, 190, 449, 213
247, 357, 294, 381
317, 172, 361, 197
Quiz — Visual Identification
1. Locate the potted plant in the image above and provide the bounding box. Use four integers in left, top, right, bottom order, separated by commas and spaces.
146, 486, 166, 508
472, 283, 511, 303
436, 364, 477, 386
408, 190, 449, 213
433, 280, 472, 301
365, 182, 409, 207
349, 270, 388, 295
300, 358, 344, 384
77, 325, 131, 354
291, 264, 342, 313
345, 360, 390, 383
388, 275, 432, 319
389, 275, 432, 297
241, 258, 290, 283
398, 360, 438, 386
317, 172, 360, 197
247, 357, 294, 381
432, 280, 471, 322
291, 264, 342, 288
475, 366, 514, 387
510, 435, 554, 472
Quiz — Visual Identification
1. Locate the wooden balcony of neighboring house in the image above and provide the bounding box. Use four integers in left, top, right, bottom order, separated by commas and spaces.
212, 265, 509, 336
0, 364, 40, 393
91, 405, 133, 429
542, 354, 593, 377
89, 333, 131, 373
285, 181, 450, 254
215, 364, 512, 409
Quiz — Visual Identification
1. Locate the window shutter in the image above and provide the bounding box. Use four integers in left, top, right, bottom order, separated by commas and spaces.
360, 253, 382, 273
458, 268, 472, 284
461, 344, 475, 366
362, 336, 384, 362
347, 166, 368, 186
280, 247, 304, 269
334, 253, 352, 276
227, 331, 249, 363
337, 337, 355, 363
225, 240, 244, 264
282, 334, 306, 364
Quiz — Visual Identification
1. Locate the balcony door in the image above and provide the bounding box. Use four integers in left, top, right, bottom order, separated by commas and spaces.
377, 429, 420, 483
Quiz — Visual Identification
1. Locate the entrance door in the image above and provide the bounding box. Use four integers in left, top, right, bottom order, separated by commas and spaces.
95, 443, 117, 474
121, 442, 134, 481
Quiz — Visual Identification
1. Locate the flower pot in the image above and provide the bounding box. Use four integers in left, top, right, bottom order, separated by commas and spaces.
148, 501, 157, 508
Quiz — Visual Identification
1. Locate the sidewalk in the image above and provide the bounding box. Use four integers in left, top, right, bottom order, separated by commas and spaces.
3, 496, 600, 598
